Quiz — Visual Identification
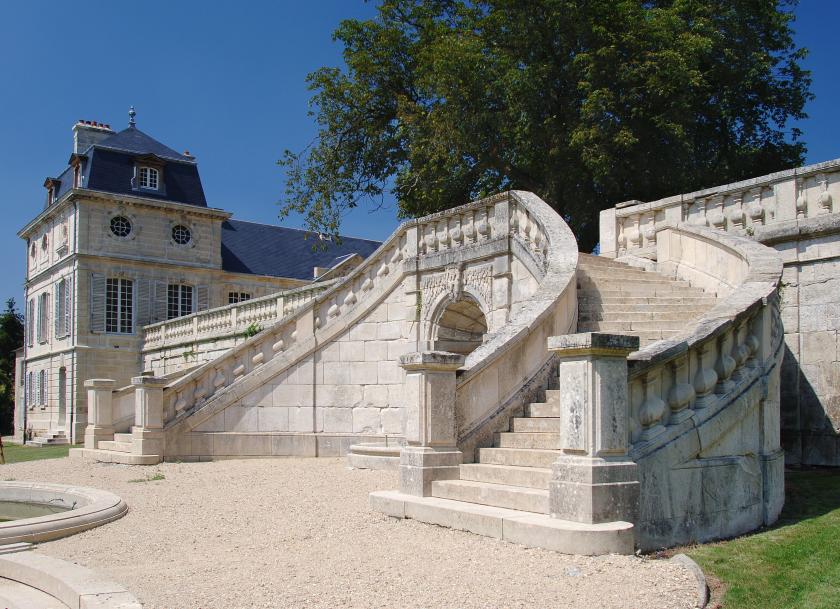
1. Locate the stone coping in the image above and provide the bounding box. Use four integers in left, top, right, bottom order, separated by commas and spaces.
755, 212, 840, 246
0, 551, 142, 608
0, 482, 128, 545
548, 332, 640, 355
627, 222, 783, 377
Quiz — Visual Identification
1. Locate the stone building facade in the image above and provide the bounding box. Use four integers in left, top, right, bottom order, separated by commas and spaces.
16, 112, 379, 444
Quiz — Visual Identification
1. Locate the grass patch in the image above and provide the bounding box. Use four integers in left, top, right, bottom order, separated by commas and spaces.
1, 443, 71, 464
687, 469, 840, 609
128, 472, 166, 483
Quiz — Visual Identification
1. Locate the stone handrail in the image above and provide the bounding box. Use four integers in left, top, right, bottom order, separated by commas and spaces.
621, 223, 784, 457
141, 280, 337, 350
600, 157, 840, 259
156, 190, 573, 431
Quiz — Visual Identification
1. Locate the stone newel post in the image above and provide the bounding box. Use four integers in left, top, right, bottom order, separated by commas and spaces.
130, 376, 168, 458
84, 379, 115, 449
547, 333, 641, 524
397, 351, 465, 496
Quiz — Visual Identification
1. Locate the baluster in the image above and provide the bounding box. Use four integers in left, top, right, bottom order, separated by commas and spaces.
638, 370, 666, 441
818, 174, 833, 214
714, 332, 736, 394
693, 342, 718, 409
796, 177, 808, 219
667, 355, 695, 424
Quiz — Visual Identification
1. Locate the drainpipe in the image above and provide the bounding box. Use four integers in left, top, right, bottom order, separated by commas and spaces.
68, 200, 79, 444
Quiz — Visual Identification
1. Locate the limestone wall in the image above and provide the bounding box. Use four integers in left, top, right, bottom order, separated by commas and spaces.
600, 158, 840, 467
145, 191, 577, 460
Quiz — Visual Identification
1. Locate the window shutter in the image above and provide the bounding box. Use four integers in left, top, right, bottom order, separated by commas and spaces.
135, 278, 152, 328
35, 371, 41, 405
196, 285, 209, 312
153, 281, 168, 323
43, 369, 48, 405
54, 282, 62, 337
65, 276, 73, 337
26, 300, 33, 347
89, 273, 106, 333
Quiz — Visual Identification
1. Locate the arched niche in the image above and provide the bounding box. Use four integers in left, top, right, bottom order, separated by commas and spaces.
430, 294, 488, 357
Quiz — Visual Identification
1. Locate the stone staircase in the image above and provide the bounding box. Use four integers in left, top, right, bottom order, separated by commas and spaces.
373, 253, 720, 554
576, 253, 717, 346
77, 431, 160, 465
30, 430, 69, 447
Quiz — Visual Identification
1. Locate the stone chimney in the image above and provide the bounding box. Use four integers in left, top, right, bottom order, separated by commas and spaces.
72, 120, 115, 153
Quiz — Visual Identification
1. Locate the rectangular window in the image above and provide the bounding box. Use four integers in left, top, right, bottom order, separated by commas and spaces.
106, 278, 133, 333
167, 284, 193, 319
139, 167, 159, 190
37, 293, 49, 343
26, 371, 33, 405
38, 369, 47, 405
228, 292, 252, 304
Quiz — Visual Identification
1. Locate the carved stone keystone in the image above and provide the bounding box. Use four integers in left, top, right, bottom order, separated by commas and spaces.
546, 333, 640, 525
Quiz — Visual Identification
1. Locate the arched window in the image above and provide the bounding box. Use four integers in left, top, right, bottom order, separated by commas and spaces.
138, 166, 159, 190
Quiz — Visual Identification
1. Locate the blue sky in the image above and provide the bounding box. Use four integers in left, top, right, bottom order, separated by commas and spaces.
0, 1, 837, 308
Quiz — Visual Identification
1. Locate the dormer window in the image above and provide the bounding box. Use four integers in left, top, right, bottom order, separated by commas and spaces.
139, 166, 159, 190
43, 177, 61, 206
73, 165, 81, 188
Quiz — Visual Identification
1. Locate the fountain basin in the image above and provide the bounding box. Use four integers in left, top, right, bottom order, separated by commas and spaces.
0, 482, 127, 545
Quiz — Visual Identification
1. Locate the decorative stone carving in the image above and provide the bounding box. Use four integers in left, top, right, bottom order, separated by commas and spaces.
818, 174, 833, 214
795, 177, 807, 218
462, 264, 492, 310
420, 266, 460, 314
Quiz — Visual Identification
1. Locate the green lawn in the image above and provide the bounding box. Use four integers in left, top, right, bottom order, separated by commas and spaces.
687, 469, 840, 609
1, 442, 71, 464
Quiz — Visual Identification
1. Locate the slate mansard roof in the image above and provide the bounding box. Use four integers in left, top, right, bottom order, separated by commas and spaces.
47, 125, 207, 208
39, 118, 383, 281
221, 219, 382, 280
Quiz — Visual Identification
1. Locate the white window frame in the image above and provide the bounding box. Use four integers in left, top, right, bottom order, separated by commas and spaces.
228, 292, 252, 304
138, 166, 159, 190
167, 284, 194, 320
105, 278, 134, 334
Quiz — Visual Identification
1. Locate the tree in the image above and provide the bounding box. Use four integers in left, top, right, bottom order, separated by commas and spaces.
280, 0, 811, 250
0, 299, 24, 436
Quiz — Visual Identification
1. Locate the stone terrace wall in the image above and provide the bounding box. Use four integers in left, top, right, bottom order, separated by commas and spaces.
600, 158, 840, 466
153, 191, 577, 460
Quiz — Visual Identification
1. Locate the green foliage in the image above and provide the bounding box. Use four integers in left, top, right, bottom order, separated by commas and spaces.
688, 469, 840, 609
182, 349, 196, 362
2, 443, 69, 464
280, 0, 811, 250
0, 299, 24, 436
243, 323, 262, 338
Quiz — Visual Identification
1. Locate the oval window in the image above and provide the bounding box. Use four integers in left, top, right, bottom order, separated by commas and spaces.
110, 215, 132, 238
172, 224, 192, 245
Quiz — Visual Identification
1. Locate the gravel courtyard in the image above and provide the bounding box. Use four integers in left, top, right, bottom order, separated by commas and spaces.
3, 457, 696, 609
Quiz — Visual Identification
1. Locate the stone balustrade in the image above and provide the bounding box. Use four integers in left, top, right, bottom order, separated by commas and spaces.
142, 281, 336, 350
600, 158, 840, 259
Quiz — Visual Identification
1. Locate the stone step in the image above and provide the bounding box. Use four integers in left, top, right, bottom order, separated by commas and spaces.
578, 296, 717, 306
459, 463, 552, 489
578, 302, 713, 313
578, 320, 690, 332
577, 253, 635, 269
578, 286, 705, 298
432, 479, 549, 513
69, 447, 162, 465
578, 275, 691, 288
114, 433, 134, 443
96, 440, 133, 453
578, 310, 708, 322
544, 389, 561, 403
573, 327, 673, 344
511, 417, 562, 433
526, 401, 562, 417
370, 490, 634, 555
30, 437, 69, 446
478, 447, 561, 469
496, 432, 562, 450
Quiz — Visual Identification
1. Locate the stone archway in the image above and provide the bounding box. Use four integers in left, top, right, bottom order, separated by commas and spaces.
431, 295, 488, 356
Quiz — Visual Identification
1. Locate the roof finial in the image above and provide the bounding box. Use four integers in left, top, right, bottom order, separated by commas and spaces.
128, 106, 136, 127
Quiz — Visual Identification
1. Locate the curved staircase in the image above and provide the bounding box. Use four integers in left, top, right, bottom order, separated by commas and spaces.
373, 251, 721, 554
